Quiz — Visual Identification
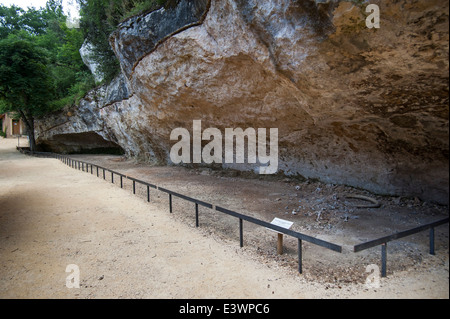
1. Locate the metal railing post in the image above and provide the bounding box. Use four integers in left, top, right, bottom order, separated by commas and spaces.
195, 203, 199, 227
239, 218, 243, 247
381, 243, 387, 277
430, 227, 435, 255
298, 239, 303, 274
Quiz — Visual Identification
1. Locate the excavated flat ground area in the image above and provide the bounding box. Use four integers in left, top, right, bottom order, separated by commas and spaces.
0, 138, 448, 298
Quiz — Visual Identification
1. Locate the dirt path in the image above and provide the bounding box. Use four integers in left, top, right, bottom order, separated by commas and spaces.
0, 138, 448, 299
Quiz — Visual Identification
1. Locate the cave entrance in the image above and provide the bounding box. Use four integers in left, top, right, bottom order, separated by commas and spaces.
38, 132, 125, 155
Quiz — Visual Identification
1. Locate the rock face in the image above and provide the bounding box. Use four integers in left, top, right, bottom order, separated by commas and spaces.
109, 0, 210, 78
36, 0, 449, 204
79, 40, 105, 83
36, 74, 129, 154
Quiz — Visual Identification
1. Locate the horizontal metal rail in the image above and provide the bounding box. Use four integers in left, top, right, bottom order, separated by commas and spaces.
354, 217, 449, 252
127, 176, 158, 189
354, 217, 449, 277
158, 187, 213, 209
215, 206, 342, 253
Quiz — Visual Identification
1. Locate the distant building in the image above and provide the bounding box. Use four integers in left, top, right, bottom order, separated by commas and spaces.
0, 113, 26, 138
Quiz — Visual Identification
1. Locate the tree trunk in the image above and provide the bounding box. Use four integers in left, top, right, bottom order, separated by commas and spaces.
28, 124, 36, 153
18, 110, 36, 153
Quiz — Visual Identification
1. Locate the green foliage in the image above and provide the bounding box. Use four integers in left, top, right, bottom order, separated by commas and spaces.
1, 0, 178, 117
1, 0, 97, 150
0, 32, 54, 118
0, 5, 47, 38
105, 0, 173, 23
1, 1, 95, 113
50, 70, 94, 110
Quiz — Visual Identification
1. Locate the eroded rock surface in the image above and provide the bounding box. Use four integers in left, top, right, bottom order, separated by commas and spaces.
109, 0, 210, 78
36, 0, 449, 204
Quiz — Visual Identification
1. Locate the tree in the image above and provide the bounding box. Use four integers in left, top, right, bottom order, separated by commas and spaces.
0, 33, 54, 152
0, 5, 47, 39
35, 2, 94, 108
1, 1, 95, 150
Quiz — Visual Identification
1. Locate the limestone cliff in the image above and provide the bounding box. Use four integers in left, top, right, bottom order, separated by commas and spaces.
35, 0, 449, 204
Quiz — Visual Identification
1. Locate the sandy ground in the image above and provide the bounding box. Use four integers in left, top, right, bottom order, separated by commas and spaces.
0, 137, 448, 299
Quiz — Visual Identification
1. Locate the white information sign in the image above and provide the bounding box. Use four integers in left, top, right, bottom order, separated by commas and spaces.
268, 218, 294, 233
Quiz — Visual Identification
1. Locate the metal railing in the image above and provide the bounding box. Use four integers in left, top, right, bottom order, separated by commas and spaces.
17, 147, 449, 278
354, 217, 449, 277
